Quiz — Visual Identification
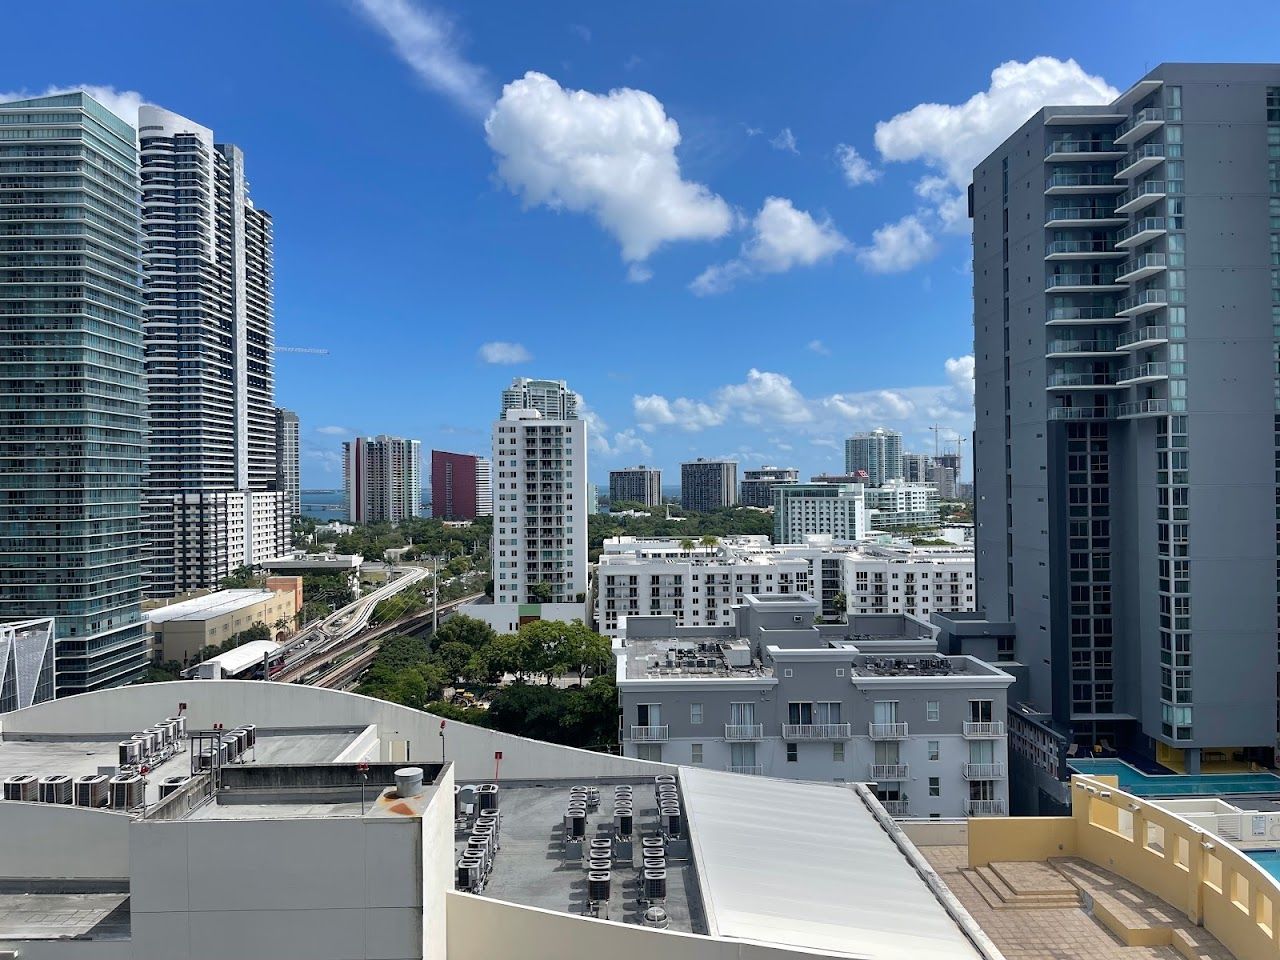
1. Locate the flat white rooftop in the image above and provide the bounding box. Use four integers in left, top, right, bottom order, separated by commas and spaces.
146, 589, 275, 623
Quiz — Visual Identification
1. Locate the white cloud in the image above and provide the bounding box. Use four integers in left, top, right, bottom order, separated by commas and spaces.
834, 143, 880, 186
631, 359, 974, 444
856, 214, 938, 274
691, 196, 849, 294
626, 263, 653, 284
595, 427, 653, 459
485, 72, 733, 268
353, 0, 494, 118
569, 23, 592, 43
770, 127, 798, 154
478, 341, 532, 364
304, 449, 343, 474
315, 425, 350, 436
872, 57, 1116, 239
0, 85, 146, 126
743, 124, 762, 137
807, 339, 831, 356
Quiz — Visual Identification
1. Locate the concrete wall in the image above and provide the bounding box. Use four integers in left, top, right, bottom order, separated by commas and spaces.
0, 803, 130, 880
0, 680, 673, 782
423, 766, 453, 960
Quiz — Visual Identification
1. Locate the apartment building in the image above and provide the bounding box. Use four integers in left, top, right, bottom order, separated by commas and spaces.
608, 465, 662, 507
616, 595, 1013, 817
773, 483, 866, 542
843, 543, 976, 619
845, 428, 903, 486
0, 93, 151, 693
343, 435, 422, 524
474, 456, 493, 516
864, 481, 941, 528
681, 458, 738, 511
275, 409, 301, 519
431, 450, 482, 521
137, 105, 289, 598
954, 63, 1280, 774
740, 465, 799, 508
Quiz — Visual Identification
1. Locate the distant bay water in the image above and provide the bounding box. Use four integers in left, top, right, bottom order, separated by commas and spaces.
301, 489, 433, 522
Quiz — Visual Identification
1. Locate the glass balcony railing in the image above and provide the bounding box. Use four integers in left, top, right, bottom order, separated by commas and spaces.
1046, 206, 1120, 223
1117, 398, 1170, 417
1117, 362, 1169, 383
1116, 253, 1167, 281
1046, 305, 1120, 323
1116, 217, 1167, 246
1117, 325, 1169, 349
1046, 273, 1121, 289
1045, 239, 1120, 257
1046, 339, 1120, 354
1046, 139, 1120, 158
1117, 289, 1168, 315
1044, 171, 1121, 190
1116, 179, 1166, 211
1047, 406, 1115, 421
1115, 143, 1166, 177
1115, 107, 1164, 143
1046, 371, 1119, 389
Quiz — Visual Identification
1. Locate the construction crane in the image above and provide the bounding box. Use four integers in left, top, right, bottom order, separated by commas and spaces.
275, 346, 330, 356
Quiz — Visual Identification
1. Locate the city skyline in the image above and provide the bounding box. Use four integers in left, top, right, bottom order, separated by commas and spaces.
9, 4, 1280, 488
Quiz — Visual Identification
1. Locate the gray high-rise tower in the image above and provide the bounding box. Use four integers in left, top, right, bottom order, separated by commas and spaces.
681, 459, 738, 511
276, 408, 301, 519
950, 64, 1280, 777
0, 93, 150, 693
138, 106, 290, 595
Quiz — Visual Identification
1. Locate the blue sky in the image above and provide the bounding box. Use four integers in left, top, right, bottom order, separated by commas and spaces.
7, 1, 1280, 489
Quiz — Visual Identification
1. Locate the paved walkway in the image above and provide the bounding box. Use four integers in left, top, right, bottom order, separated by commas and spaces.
920, 846, 1234, 960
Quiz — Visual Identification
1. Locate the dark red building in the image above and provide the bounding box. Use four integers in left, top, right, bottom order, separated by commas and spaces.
430, 450, 478, 520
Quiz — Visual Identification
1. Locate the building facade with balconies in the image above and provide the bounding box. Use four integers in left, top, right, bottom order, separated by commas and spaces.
616, 595, 1013, 818
963, 63, 1280, 777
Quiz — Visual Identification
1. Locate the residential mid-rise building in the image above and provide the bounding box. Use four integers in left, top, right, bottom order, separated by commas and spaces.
474, 456, 493, 516
492, 379, 587, 605
927, 463, 958, 499
431, 449, 482, 521
773, 483, 866, 543
951, 63, 1280, 779
275, 408, 301, 518
137, 105, 290, 597
0, 92, 151, 693
740, 465, 799, 508
609, 465, 662, 507
902, 453, 934, 484
681, 458, 738, 511
864, 481, 940, 529
845, 428, 903, 486
343, 435, 422, 524
617, 594, 1013, 817
843, 543, 975, 618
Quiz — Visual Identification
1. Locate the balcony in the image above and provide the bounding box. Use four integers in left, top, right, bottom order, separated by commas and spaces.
1046, 305, 1126, 326
1044, 171, 1127, 194
1044, 273, 1124, 293
869, 763, 910, 781
881, 799, 910, 817
1115, 216, 1167, 249
629, 725, 668, 742
1045, 239, 1124, 260
726, 764, 764, 776
963, 762, 1007, 780
1115, 143, 1165, 179
1115, 107, 1165, 146
1044, 206, 1125, 228
1045, 339, 1122, 358
1118, 398, 1170, 419
1116, 362, 1169, 386
782, 723, 852, 740
1118, 325, 1169, 350
724, 723, 764, 741
964, 798, 1007, 817
868, 722, 908, 739
1045, 139, 1124, 161
1115, 179, 1167, 215
1048, 406, 1115, 421
1045, 371, 1121, 391
1116, 289, 1168, 317
1116, 253, 1167, 284
963, 721, 1007, 738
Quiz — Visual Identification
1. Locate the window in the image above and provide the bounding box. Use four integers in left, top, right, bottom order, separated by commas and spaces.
832, 742, 845, 763
691, 743, 703, 764
928, 777, 941, 797
637, 744, 663, 762
928, 740, 940, 761
690, 702, 703, 725
926, 700, 940, 721
637, 703, 662, 727
786, 743, 798, 762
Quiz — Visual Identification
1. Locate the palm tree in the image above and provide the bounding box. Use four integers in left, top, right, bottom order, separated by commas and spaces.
679, 538, 695, 552
699, 534, 720, 550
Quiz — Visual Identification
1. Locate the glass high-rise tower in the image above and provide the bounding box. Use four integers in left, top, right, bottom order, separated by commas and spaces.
0, 92, 150, 693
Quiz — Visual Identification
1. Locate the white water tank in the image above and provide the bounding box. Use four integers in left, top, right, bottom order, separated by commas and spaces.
395, 767, 424, 797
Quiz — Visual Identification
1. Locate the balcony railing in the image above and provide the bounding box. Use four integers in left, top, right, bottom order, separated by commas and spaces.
1045, 139, 1121, 158
1046, 339, 1120, 355
1115, 107, 1164, 144
1116, 252, 1167, 283
1045, 272, 1122, 290
1115, 143, 1166, 178
629, 725, 669, 742
1116, 179, 1166, 213
1045, 239, 1122, 258
726, 764, 763, 776
1116, 216, 1167, 247
1118, 398, 1170, 418
963, 721, 1006, 738
1117, 289, 1168, 316
965, 798, 1007, 817
868, 722, 908, 739
782, 723, 853, 740
963, 762, 1007, 780
724, 723, 764, 741
1046, 305, 1123, 324
1117, 325, 1169, 349
1117, 362, 1169, 384
1046, 372, 1118, 389
869, 763, 910, 781
881, 799, 910, 817
1048, 406, 1115, 421
1044, 171, 1123, 191
1045, 206, 1121, 224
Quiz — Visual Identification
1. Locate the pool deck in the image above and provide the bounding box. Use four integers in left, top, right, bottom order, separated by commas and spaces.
1069, 758, 1280, 798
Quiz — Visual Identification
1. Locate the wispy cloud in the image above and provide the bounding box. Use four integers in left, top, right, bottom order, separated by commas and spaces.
316, 425, 350, 436
807, 339, 831, 356
770, 127, 798, 154
569, 23, 591, 43
352, 0, 495, 118
834, 144, 880, 186
478, 341, 532, 364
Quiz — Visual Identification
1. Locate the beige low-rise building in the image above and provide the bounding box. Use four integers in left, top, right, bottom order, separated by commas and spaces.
145, 581, 301, 665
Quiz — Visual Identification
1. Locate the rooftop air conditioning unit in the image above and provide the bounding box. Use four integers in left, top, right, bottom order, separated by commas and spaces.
117, 740, 142, 767
3, 774, 38, 802
166, 716, 188, 740
158, 775, 189, 799
75, 774, 110, 808
109, 773, 144, 810
39, 775, 73, 805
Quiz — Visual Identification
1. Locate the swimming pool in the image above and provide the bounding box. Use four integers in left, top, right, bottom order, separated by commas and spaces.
1068, 758, 1280, 797
1247, 850, 1280, 883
